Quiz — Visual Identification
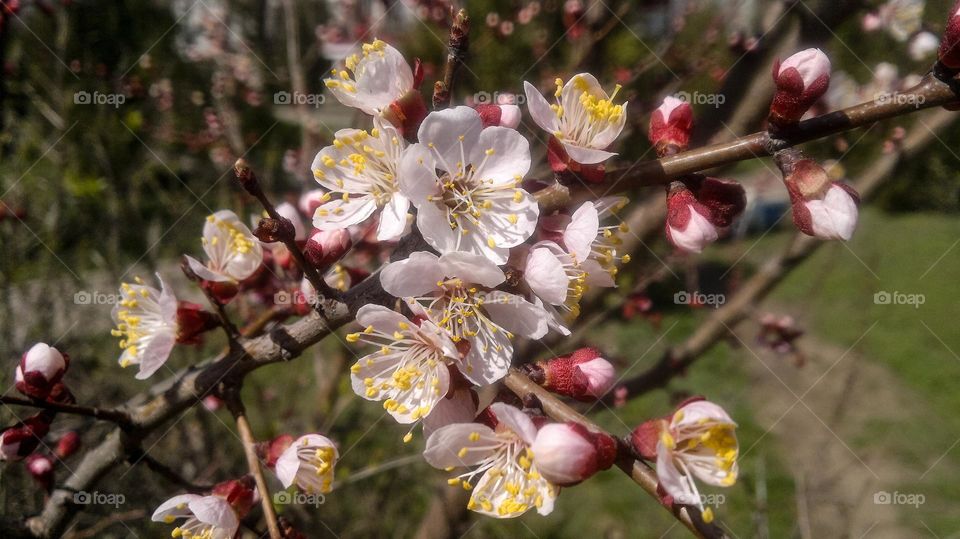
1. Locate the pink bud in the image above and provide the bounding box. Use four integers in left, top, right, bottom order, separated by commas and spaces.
0, 414, 51, 461
16, 343, 68, 399
575, 356, 616, 398
770, 48, 831, 126
665, 185, 719, 253
257, 434, 294, 468
531, 422, 617, 485
776, 150, 859, 241
940, 1, 960, 69
55, 431, 81, 459
527, 347, 616, 401
25, 454, 55, 491
202, 395, 223, 411
474, 103, 522, 128
304, 229, 352, 269
629, 419, 662, 460
212, 476, 258, 519
648, 96, 693, 154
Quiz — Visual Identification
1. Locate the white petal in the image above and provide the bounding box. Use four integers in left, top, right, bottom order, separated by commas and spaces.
470, 126, 531, 184
481, 291, 550, 339
377, 193, 410, 241
275, 446, 301, 489
524, 247, 568, 305
134, 331, 176, 380
807, 185, 858, 241
581, 258, 615, 287
152, 494, 203, 521
380, 251, 445, 297
313, 196, 379, 230
188, 496, 239, 534
417, 107, 483, 173
423, 423, 498, 468
461, 326, 513, 385
439, 251, 505, 288
522, 81, 560, 134
423, 388, 478, 438
560, 140, 617, 165
656, 441, 698, 505
398, 144, 440, 204
564, 202, 599, 262
356, 304, 410, 332
489, 402, 537, 445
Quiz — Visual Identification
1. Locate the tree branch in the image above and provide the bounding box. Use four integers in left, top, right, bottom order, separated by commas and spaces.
225, 390, 281, 539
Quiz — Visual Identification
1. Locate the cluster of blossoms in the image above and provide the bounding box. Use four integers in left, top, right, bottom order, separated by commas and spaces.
19, 7, 960, 528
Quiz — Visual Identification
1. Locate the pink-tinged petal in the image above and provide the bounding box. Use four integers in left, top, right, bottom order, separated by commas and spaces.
581, 258, 615, 288
423, 423, 498, 468
522, 81, 560, 134
564, 202, 600, 261
577, 357, 616, 397
398, 144, 440, 204
417, 107, 483, 173
185, 255, 231, 282
779, 48, 831, 88
470, 126, 531, 184
439, 251, 505, 288
524, 246, 568, 305
488, 402, 537, 445
380, 251, 445, 297
152, 494, 203, 521
156, 274, 179, 321
377, 193, 410, 241
559, 140, 617, 165
312, 196, 379, 230
134, 332, 176, 380
481, 291, 550, 339
656, 439, 697, 505
22, 343, 65, 379
673, 401, 736, 429
188, 496, 239, 533
423, 388, 478, 439
274, 447, 300, 488
806, 184, 858, 240
531, 423, 595, 485
498, 105, 522, 128
356, 304, 410, 332
667, 207, 718, 253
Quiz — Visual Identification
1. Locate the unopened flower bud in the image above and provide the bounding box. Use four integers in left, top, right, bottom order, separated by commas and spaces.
530, 422, 617, 486
15, 343, 68, 399
648, 96, 693, 155
769, 48, 831, 127
257, 434, 294, 468
474, 103, 522, 128
665, 183, 719, 253
233, 158, 262, 197
526, 347, 616, 401
0, 414, 52, 461
940, 1, 960, 69
25, 453, 55, 491
304, 229, 352, 269
55, 431, 81, 459
211, 476, 258, 519
776, 149, 859, 241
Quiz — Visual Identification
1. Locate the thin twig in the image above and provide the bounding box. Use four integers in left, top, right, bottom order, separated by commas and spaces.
225, 390, 282, 539
432, 8, 470, 109
0, 395, 131, 426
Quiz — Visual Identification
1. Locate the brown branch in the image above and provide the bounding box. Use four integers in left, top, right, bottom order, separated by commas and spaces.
0, 396, 131, 426
225, 390, 281, 539
432, 8, 470, 109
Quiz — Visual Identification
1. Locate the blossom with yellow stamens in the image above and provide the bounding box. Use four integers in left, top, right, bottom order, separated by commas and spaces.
323, 40, 415, 116
111, 274, 178, 380
543, 196, 631, 284
647, 399, 739, 522
523, 73, 627, 165
346, 304, 459, 427
380, 251, 551, 384
185, 210, 263, 283
151, 493, 239, 539
423, 402, 559, 518
398, 106, 539, 264
311, 117, 410, 241
275, 434, 339, 494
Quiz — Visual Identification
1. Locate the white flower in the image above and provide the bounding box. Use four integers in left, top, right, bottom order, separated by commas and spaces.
520, 242, 584, 328
323, 39, 414, 115
552, 197, 630, 283
423, 387, 478, 439
656, 400, 739, 523
275, 434, 338, 494
346, 305, 459, 425
381, 251, 550, 384
523, 74, 627, 164
423, 402, 558, 518
398, 106, 539, 264
111, 275, 178, 380
185, 210, 263, 283
311, 118, 410, 241
152, 493, 239, 539
800, 184, 859, 241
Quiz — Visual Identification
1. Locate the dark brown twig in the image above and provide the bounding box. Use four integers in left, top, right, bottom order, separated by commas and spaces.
432, 9, 470, 109
0, 395, 131, 426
